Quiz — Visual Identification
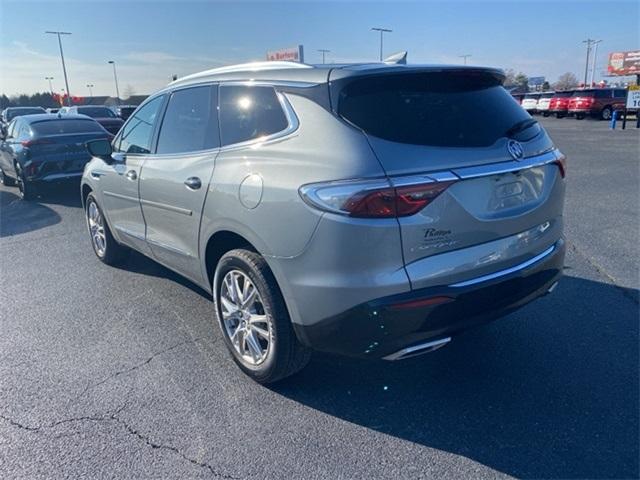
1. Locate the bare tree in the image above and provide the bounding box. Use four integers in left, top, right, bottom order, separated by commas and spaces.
122, 84, 136, 100
554, 72, 579, 91
503, 68, 517, 86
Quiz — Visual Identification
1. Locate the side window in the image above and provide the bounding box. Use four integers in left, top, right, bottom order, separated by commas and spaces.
219, 85, 289, 146
615, 89, 626, 98
156, 85, 219, 154
595, 90, 608, 99
117, 95, 164, 154
7, 120, 18, 138
18, 123, 32, 140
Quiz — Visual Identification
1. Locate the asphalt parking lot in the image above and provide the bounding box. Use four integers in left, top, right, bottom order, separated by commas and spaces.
0, 117, 638, 479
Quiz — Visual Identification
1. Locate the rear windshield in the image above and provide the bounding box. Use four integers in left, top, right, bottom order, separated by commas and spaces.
572, 90, 595, 97
31, 119, 105, 135
337, 72, 531, 147
554, 92, 573, 98
77, 107, 116, 118
7, 108, 45, 120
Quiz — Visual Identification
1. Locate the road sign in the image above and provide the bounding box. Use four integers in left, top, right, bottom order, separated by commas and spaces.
626, 85, 640, 109
529, 76, 545, 86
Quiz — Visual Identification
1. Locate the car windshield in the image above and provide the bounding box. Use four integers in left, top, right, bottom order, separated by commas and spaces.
78, 107, 116, 118
7, 108, 45, 120
338, 71, 532, 147
31, 119, 105, 135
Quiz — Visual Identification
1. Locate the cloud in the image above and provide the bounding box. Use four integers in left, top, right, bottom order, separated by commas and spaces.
0, 42, 230, 97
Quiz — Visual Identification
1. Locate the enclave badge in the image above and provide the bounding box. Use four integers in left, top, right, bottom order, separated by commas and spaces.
507, 139, 524, 160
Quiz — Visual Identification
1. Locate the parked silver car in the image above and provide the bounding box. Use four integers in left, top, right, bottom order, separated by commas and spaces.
81, 61, 566, 383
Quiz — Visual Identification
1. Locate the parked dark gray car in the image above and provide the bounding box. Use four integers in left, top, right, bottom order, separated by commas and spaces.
81, 61, 566, 383
0, 114, 111, 199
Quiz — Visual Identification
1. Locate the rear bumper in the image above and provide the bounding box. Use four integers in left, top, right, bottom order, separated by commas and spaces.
294, 238, 565, 359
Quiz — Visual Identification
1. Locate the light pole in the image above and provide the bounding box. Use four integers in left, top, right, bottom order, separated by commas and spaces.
317, 49, 331, 64
108, 60, 121, 105
371, 27, 392, 61
459, 54, 472, 65
582, 38, 594, 86
45, 76, 54, 94
45, 31, 72, 106
86, 84, 94, 98
590, 40, 602, 85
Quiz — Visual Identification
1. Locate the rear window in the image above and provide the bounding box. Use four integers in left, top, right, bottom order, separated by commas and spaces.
337, 72, 532, 147
31, 119, 105, 135
7, 108, 45, 120
77, 107, 116, 118
572, 90, 595, 97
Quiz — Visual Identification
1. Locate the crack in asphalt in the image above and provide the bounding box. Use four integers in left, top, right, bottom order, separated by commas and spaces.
0, 402, 238, 479
567, 241, 639, 305
76, 338, 203, 400
112, 416, 240, 479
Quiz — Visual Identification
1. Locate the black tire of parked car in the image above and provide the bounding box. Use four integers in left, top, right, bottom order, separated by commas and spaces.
85, 193, 129, 265
542, 112, 550, 117
15, 165, 37, 200
576, 113, 585, 120
601, 106, 613, 121
556, 113, 564, 119
0, 168, 16, 187
213, 249, 311, 384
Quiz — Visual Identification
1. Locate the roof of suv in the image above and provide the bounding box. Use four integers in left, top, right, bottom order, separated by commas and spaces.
166, 61, 505, 90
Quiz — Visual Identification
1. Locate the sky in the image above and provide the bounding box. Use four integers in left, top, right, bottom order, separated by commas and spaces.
0, 0, 638, 97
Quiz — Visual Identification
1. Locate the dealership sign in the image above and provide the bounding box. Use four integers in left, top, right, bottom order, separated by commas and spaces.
529, 76, 545, 86
266, 45, 304, 63
626, 85, 640, 109
607, 50, 640, 76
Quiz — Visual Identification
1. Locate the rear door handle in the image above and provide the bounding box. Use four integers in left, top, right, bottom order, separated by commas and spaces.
184, 177, 201, 190
125, 170, 137, 181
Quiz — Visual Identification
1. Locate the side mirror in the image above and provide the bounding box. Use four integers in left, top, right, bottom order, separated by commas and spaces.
86, 138, 114, 162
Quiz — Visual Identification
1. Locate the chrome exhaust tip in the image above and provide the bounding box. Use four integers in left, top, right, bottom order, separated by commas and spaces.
383, 337, 451, 361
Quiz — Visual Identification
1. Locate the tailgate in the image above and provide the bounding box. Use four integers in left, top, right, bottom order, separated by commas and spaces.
332, 68, 565, 283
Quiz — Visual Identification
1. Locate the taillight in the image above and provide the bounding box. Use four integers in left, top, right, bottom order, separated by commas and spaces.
300, 177, 455, 218
554, 153, 567, 178
21, 138, 53, 147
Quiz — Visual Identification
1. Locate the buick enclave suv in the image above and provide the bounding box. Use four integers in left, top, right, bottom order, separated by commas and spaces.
81, 61, 566, 383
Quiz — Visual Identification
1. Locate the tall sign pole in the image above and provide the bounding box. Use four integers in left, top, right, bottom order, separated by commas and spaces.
371, 27, 392, 61
45, 31, 72, 106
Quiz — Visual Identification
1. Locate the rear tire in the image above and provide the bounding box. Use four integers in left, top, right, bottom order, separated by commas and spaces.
556, 113, 564, 119
0, 168, 16, 187
213, 249, 311, 384
576, 113, 585, 120
16, 166, 37, 201
85, 193, 128, 265
542, 112, 550, 117
601, 106, 612, 121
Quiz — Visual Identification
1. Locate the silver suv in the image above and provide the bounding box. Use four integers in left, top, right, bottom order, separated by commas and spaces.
82, 61, 566, 383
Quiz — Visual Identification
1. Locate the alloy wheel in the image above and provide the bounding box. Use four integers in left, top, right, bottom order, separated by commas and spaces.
220, 269, 272, 365
87, 201, 106, 257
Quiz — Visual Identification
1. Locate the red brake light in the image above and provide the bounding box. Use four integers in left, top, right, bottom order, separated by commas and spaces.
554, 154, 567, 178
300, 178, 456, 219
21, 138, 53, 147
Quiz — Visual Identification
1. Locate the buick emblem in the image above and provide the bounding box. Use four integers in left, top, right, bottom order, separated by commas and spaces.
507, 140, 524, 161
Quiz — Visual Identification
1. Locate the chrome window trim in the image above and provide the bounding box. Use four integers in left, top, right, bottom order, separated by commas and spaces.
146, 237, 194, 257
449, 243, 556, 288
218, 88, 300, 152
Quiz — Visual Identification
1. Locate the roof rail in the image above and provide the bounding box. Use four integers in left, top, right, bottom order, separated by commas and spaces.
170, 61, 313, 84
